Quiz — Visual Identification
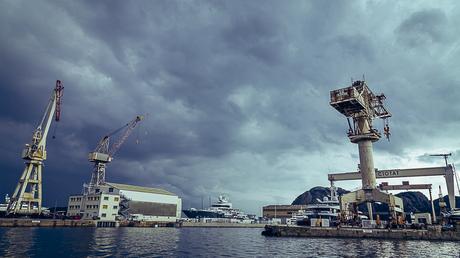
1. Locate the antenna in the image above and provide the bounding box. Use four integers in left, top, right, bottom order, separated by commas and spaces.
429, 153, 451, 167
430, 153, 460, 196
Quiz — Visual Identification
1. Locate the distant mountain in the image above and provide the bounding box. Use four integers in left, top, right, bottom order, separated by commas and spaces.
292, 186, 349, 205
395, 191, 430, 213
292, 186, 459, 215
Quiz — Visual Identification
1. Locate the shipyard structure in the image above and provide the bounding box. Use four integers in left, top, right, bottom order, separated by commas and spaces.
263, 79, 460, 240
66, 115, 182, 225
67, 182, 182, 224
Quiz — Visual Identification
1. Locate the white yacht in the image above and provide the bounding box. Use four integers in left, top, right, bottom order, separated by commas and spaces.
0, 194, 10, 213
183, 195, 255, 223
290, 187, 340, 226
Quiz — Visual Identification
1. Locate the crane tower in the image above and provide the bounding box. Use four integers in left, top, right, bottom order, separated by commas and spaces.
330, 80, 403, 220
7, 80, 64, 215
85, 115, 143, 194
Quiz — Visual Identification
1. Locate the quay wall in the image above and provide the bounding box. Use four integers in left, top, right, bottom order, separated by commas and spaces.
0, 218, 94, 227
0, 219, 266, 228
262, 225, 460, 241
180, 222, 266, 228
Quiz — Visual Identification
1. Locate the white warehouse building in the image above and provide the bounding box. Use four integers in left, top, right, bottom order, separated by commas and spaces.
67, 182, 182, 223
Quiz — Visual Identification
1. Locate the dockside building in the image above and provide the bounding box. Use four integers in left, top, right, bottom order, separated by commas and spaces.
262, 205, 307, 220
67, 182, 182, 222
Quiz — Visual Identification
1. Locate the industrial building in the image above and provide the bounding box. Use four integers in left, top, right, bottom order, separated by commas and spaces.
67, 182, 182, 222
67, 192, 120, 221
263, 205, 307, 219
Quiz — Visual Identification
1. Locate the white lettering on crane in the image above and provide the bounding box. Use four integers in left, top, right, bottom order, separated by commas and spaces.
376, 170, 399, 177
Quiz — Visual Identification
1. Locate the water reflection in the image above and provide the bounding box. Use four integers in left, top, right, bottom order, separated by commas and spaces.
0, 228, 37, 257
89, 228, 119, 257
87, 227, 180, 257
0, 227, 459, 257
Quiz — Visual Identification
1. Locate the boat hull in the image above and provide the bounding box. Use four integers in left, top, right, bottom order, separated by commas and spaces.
182, 210, 224, 219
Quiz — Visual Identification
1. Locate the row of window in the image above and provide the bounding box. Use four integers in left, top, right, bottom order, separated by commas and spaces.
102, 196, 120, 201
101, 205, 118, 210
86, 205, 99, 209
71, 195, 119, 203
100, 213, 118, 218
69, 205, 81, 209
95, 187, 115, 193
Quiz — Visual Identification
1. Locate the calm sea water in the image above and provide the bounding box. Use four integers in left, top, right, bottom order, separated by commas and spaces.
0, 227, 459, 257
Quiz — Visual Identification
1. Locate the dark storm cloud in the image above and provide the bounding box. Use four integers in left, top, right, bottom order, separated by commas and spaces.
397, 8, 450, 47
1, 0, 460, 214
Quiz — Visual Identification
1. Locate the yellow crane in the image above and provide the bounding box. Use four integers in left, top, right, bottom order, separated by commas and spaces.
7, 80, 64, 215
84, 115, 143, 194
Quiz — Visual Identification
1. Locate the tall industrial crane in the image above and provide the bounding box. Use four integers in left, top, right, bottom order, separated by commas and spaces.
85, 115, 143, 194
7, 80, 64, 215
330, 80, 403, 220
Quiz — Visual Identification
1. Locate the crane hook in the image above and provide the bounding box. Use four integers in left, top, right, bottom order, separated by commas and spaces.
383, 119, 390, 141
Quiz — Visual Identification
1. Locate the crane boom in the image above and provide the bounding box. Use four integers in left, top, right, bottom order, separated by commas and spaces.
8, 80, 64, 215
110, 115, 143, 156
86, 115, 144, 193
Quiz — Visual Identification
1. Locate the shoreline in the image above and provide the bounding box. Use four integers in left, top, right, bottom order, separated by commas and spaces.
262, 224, 460, 241
0, 218, 266, 228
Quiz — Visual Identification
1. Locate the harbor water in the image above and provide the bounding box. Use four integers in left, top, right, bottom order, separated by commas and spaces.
0, 227, 459, 257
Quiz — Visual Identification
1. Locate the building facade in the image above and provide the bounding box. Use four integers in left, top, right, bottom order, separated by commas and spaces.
262, 205, 307, 219
67, 192, 120, 221
67, 182, 181, 222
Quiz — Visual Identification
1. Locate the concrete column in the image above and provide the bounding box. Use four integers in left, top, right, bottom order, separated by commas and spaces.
358, 140, 376, 189
367, 202, 373, 220
429, 188, 436, 223
445, 166, 456, 210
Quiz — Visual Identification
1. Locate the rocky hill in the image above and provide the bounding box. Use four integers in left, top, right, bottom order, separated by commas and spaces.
292, 186, 459, 215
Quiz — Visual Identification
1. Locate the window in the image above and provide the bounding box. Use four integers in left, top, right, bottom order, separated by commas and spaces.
114, 197, 119, 202
104, 197, 109, 200
113, 206, 118, 209
109, 188, 114, 193
95, 189, 100, 193
102, 205, 108, 209
101, 213, 106, 217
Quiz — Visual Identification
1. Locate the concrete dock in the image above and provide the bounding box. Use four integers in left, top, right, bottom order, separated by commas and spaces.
0, 218, 266, 228
180, 221, 266, 228
0, 218, 95, 227
262, 225, 460, 241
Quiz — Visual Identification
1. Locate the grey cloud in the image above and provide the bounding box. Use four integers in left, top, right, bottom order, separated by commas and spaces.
396, 9, 450, 47
1, 0, 460, 214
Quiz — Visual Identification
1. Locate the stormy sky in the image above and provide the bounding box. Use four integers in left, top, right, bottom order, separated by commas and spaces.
1, 0, 460, 215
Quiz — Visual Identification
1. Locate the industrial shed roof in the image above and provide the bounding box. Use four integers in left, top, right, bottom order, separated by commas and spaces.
105, 182, 176, 196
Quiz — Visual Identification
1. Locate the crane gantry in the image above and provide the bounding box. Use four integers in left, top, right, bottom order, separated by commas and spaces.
84, 115, 143, 194
7, 80, 64, 215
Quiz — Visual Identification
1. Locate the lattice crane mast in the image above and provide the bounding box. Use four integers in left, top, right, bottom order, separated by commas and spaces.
7, 80, 64, 215
85, 115, 143, 193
